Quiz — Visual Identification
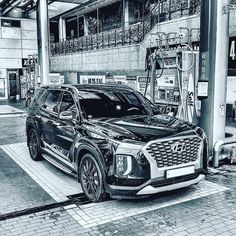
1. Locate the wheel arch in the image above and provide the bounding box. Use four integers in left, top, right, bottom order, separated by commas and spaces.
26, 121, 36, 146
75, 143, 107, 182
26, 119, 42, 148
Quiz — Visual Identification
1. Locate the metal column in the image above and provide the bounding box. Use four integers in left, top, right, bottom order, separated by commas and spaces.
150, 54, 156, 103
124, 0, 129, 28
199, 0, 229, 153
37, 0, 50, 85
59, 17, 66, 41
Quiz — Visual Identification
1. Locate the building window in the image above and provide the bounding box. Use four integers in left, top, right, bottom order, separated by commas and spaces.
98, 2, 122, 32
66, 16, 78, 39
1, 19, 21, 28
50, 21, 59, 42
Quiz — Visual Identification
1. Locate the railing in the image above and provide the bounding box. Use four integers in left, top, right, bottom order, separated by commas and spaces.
50, 23, 148, 56
50, 0, 201, 56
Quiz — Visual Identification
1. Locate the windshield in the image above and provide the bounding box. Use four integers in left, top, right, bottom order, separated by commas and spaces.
78, 89, 150, 119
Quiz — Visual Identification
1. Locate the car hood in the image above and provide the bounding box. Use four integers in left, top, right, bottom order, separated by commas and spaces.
87, 115, 196, 142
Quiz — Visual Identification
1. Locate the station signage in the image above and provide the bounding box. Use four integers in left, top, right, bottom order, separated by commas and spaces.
197, 81, 208, 100
80, 75, 105, 84
113, 76, 127, 85
228, 36, 236, 75
138, 77, 150, 83
22, 58, 38, 68
157, 75, 176, 87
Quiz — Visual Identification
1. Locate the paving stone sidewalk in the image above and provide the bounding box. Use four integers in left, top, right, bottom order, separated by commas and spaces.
0, 165, 236, 236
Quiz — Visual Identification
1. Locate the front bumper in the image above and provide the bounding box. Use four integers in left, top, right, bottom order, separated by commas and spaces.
108, 133, 208, 199
137, 174, 205, 195
106, 171, 205, 199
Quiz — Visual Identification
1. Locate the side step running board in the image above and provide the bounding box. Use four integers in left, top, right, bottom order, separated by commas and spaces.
42, 154, 77, 177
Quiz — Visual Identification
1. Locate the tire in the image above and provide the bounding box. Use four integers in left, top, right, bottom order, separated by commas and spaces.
79, 153, 105, 202
28, 128, 43, 161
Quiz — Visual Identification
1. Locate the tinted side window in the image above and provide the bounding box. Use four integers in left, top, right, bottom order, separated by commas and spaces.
121, 91, 141, 106
31, 88, 46, 106
59, 91, 77, 119
43, 90, 61, 113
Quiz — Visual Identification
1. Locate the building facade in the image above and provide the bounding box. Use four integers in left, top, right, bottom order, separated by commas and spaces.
0, 17, 37, 100
49, 0, 236, 109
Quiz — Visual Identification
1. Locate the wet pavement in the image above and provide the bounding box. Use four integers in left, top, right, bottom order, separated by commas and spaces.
0, 148, 54, 215
0, 101, 54, 215
0, 116, 26, 145
0, 100, 26, 145
1, 101, 236, 235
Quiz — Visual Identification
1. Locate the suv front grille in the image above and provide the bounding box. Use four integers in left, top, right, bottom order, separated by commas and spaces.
145, 136, 202, 168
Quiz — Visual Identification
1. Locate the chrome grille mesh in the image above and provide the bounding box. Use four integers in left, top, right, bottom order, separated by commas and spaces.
145, 136, 202, 168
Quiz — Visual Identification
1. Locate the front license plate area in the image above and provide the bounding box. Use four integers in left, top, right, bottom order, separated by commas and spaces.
166, 165, 195, 178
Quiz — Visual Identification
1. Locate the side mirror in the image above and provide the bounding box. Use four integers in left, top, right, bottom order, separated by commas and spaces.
59, 111, 73, 121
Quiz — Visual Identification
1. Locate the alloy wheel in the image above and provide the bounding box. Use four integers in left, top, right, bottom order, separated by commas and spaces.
80, 154, 103, 202
28, 129, 42, 161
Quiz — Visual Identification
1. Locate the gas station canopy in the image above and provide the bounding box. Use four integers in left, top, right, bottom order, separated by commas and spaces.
0, 0, 95, 17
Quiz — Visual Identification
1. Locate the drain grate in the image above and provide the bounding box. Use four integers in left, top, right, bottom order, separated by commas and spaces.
0, 193, 90, 221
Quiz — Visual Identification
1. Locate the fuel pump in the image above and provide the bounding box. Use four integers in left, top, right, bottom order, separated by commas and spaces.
175, 44, 199, 123
144, 48, 164, 103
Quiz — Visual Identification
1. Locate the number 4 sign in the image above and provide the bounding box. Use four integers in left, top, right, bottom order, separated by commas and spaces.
230, 40, 235, 60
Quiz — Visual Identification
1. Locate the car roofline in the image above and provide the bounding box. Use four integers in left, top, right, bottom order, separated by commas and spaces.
73, 83, 135, 91
40, 83, 135, 92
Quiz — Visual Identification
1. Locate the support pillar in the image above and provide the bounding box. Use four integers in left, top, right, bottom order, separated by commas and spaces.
84, 16, 89, 36
59, 17, 66, 41
37, 0, 49, 85
124, 0, 129, 28
150, 53, 156, 103
96, 6, 100, 34
199, 0, 229, 153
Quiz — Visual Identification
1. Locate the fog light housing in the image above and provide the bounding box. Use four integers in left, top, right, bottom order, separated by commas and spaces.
136, 151, 149, 165
116, 155, 132, 177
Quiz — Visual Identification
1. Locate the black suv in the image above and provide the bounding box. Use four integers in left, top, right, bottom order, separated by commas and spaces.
26, 84, 208, 202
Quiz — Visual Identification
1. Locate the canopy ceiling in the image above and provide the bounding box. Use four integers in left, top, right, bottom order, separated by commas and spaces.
0, 0, 95, 18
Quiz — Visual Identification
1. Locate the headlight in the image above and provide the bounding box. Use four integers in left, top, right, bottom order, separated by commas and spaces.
116, 155, 132, 177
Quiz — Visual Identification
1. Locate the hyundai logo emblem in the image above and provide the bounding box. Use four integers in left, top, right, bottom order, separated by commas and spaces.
171, 142, 186, 154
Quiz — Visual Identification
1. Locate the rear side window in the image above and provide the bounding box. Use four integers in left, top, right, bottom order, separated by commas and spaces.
43, 90, 61, 113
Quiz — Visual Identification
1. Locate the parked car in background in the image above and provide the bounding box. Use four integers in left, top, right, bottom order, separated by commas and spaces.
26, 84, 208, 202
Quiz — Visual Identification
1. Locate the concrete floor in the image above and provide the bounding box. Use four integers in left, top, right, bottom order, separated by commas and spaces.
1, 101, 236, 236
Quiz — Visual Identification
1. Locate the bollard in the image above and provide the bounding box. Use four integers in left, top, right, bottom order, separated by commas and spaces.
213, 140, 224, 168
213, 138, 236, 167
